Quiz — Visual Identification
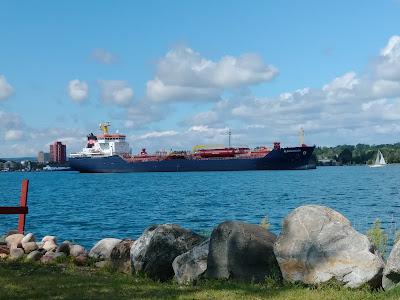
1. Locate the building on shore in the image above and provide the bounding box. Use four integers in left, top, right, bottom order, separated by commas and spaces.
50, 141, 67, 164
37, 151, 51, 163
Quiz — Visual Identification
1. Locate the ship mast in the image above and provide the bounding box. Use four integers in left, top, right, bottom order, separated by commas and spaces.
99, 122, 111, 135
299, 127, 305, 146
227, 129, 232, 148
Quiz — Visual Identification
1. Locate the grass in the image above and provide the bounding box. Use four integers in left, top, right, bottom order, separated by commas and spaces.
1, 261, 400, 300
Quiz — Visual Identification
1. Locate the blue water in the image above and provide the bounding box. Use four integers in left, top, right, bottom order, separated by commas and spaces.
1, 166, 400, 249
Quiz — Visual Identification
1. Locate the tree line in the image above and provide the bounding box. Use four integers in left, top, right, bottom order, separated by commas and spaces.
314, 143, 400, 164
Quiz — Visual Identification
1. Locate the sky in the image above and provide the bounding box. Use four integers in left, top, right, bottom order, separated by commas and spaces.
1, 1, 400, 157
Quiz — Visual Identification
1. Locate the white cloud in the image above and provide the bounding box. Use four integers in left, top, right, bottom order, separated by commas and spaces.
91, 49, 117, 64
4, 129, 23, 141
375, 35, 400, 80
0, 75, 14, 101
68, 79, 89, 102
98, 80, 133, 105
146, 77, 221, 102
179, 35, 400, 146
0, 110, 22, 128
186, 111, 219, 126
133, 130, 178, 140
323, 72, 360, 99
146, 46, 278, 102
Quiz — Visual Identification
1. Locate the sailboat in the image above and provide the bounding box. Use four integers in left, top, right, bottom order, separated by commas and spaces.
369, 150, 387, 168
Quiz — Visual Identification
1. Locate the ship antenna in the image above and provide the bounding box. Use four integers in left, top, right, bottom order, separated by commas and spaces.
226, 129, 232, 148
299, 127, 305, 146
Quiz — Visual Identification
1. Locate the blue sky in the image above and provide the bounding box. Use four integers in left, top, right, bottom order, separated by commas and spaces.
1, 1, 400, 156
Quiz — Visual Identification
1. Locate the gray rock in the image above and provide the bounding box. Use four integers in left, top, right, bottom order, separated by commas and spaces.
383, 240, 400, 290
22, 241, 38, 254
89, 238, 121, 260
40, 251, 65, 263
10, 248, 24, 260
42, 235, 57, 243
173, 238, 209, 284
0, 245, 9, 255
205, 221, 281, 282
95, 260, 110, 268
274, 205, 385, 288
21, 233, 35, 244
70, 244, 86, 257
73, 254, 88, 266
42, 240, 57, 252
26, 250, 44, 261
131, 224, 205, 281
110, 239, 135, 274
5, 234, 24, 249
57, 241, 71, 255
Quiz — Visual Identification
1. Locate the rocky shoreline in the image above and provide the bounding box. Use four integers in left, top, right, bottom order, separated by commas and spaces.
1, 204, 400, 291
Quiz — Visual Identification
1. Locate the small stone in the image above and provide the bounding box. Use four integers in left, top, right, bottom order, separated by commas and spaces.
26, 250, 44, 261
95, 260, 110, 268
40, 252, 57, 264
73, 254, 88, 266
10, 248, 24, 260
42, 240, 57, 252
0, 235, 6, 243
110, 239, 135, 274
22, 242, 38, 254
0, 245, 10, 255
22, 233, 35, 244
42, 235, 57, 243
57, 241, 71, 255
70, 244, 86, 257
89, 238, 121, 260
0, 253, 7, 260
5, 234, 24, 250
54, 252, 66, 260
173, 239, 210, 284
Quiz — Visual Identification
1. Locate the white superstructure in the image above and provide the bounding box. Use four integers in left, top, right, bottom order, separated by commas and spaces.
70, 123, 130, 158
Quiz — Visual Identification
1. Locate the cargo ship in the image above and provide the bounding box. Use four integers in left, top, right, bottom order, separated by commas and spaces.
69, 123, 316, 173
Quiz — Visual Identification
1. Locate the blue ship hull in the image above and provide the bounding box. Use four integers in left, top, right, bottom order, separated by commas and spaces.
69, 146, 316, 173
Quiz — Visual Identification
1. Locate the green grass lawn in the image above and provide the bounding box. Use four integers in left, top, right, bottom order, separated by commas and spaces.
1, 261, 400, 300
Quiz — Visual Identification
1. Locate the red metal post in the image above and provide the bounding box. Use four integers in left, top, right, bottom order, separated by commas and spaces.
17, 179, 29, 234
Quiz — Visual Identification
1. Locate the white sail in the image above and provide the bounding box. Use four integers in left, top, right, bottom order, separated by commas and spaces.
375, 151, 381, 165
369, 150, 387, 167
379, 150, 386, 165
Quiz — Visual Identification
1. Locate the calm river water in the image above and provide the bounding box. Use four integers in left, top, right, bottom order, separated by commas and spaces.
1, 166, 399, 248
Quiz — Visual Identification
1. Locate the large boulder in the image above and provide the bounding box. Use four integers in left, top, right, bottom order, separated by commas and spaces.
274, 205, 385, 288
173, 238, 210, 284
110, 239, 135, 274
130, 224, 205, 281
205, 221, 281, 282
89, 238, 121, 260
383, 240, 400, 290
